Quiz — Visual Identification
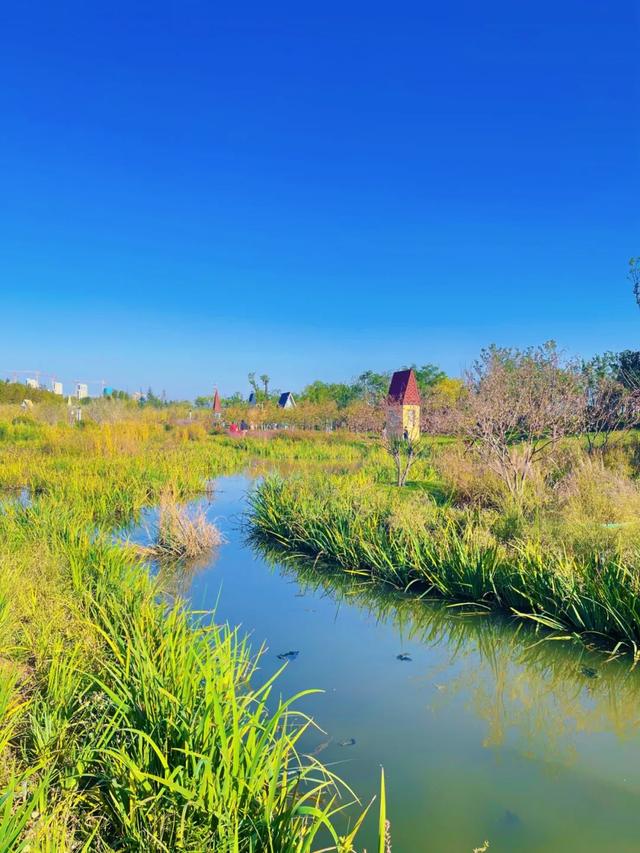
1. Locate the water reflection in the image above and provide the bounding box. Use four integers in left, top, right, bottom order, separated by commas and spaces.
129, 476, 640, 850
253, 537, 640, 764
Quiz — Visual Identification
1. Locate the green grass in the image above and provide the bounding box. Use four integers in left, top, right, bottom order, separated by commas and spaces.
0, 424, 392, 850
249, 473, 640, 657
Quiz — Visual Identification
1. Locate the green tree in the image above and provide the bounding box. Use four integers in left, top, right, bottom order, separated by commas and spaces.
617, 351, 640, 389
353, 371, 390, 404
401, 363, 447, 396
299, 381, 358, 408
194, 395, 213, 408
248, 373, 259, 396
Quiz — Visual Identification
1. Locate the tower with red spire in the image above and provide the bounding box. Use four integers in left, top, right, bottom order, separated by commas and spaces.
212, 388, 222, 419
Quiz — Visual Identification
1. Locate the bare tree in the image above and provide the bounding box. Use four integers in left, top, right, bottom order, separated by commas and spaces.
344, 400, 386, 434
381, 434, 428, 487
582, 364, 640, 453
630, 257, 640, 308
459, 343, 585, 501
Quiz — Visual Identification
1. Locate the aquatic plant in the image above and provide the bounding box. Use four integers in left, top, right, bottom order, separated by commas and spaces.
0, 425, 395, 849
140, 492, 224, 560
249, 473, 640, 655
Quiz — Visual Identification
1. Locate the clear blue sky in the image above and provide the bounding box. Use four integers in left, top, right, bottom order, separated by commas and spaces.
1, 1, 638, 399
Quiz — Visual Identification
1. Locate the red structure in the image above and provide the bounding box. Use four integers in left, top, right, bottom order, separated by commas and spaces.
386, 368, 421, 439
212, 388, 222, 417
387, 369, 421, 406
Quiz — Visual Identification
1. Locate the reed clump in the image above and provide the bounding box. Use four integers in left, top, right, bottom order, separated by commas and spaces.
141, 493, 224, 560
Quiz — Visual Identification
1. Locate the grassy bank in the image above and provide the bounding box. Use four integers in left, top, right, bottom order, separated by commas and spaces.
249, 467, 640, 656
0, 422, 379, 850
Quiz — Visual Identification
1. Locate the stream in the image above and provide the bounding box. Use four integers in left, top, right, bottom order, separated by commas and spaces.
129, 474, 640, 852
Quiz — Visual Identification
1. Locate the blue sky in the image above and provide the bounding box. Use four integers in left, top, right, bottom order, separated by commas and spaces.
1, 1, 638, 399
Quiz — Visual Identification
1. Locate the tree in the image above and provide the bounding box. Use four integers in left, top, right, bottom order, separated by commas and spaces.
353, 371, 390, 404
421, 377, 466, 434
344, 400, 386, 433
459, 343, 585, 502
260, 374, 270, 398
299, 380, 358, 408
616, 351, 640, 390
402, 363, 447, 396
248, 373, 259, 396
630, 257, 640, 307
381, 434, 428, 487
581, 363, 639, 453
145, 388, 165, 408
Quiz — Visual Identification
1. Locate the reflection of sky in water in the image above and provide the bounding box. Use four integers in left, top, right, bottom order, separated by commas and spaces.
0, 486, 32, 509
127, 474, 640, 852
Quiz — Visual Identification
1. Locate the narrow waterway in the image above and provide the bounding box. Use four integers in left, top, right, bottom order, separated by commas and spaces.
130, 474, 640, 852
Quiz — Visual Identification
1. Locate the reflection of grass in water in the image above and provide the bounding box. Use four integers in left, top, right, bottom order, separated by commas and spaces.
250, 474, 640, 656
252, 535, 640, 755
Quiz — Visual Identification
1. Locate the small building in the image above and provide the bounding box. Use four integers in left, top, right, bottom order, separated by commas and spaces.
26, 377, 39, 389
76, 383, 89, 400
386, 369, 421, 440
278, 391, 296, 409
52, 381, 63, 395
212, 388, 222, 419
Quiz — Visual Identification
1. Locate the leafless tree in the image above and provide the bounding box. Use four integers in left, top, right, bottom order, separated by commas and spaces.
345, 401, 386, 434
459, 343, 585, 501
582, 372, 640, 453
381, 434, 428, 487
630, 257, 640, 308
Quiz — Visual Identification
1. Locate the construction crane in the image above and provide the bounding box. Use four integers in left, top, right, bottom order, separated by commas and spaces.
5, 369, 41, 384
3, 370, 66, 393
73, 378, 106, 397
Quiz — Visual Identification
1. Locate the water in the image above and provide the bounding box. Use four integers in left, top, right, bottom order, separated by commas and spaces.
129, 475, 640, 851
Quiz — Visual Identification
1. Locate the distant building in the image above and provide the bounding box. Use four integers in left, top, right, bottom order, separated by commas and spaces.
278, 391, 296, 409
386, 369, 421, 440
26, 377, 39, 389
212, 388, 222, 419
52, 381, 63, 395
76, 382, 89, 400
103, 386, 114, 397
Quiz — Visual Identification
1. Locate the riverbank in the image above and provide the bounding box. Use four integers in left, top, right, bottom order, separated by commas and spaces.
249, 468, 640, 655
0, 426, 377, 850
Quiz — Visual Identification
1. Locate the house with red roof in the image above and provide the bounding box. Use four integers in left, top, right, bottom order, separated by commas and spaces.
386, 368, 421, 440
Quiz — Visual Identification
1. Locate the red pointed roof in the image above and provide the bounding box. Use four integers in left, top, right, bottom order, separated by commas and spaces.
212, 389, 222, 413
387, 369, 421, 405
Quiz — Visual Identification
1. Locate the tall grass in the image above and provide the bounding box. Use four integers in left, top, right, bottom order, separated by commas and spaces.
0, 424, 392, 850
0, 502, 375, 849
250, 474, 640, 655
139, 493, 224, 560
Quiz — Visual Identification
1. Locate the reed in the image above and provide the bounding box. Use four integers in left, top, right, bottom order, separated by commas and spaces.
0, 424, 392, 850
249, 473, 640, 655
140, 493, 224, 560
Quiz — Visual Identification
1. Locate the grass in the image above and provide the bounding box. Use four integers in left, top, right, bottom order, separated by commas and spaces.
5, 403, 639, 845
0, 417, 393, 850
249, 468, 640, 657
138, 493, 225, 561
